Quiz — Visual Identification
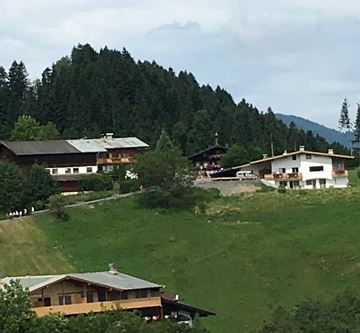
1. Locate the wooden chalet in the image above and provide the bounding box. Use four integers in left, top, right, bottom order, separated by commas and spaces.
0, 140, 99, 192
190, 133, 228, 174
0, 134, 149, 192
1, 266, 214, 325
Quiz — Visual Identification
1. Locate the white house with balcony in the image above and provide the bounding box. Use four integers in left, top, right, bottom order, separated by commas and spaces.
234, 146, 354, 189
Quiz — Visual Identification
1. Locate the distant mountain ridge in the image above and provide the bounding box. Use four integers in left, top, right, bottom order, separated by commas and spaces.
276, 113, 353, 148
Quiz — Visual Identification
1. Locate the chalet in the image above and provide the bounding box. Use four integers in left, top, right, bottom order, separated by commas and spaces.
1, 266, 214, 325
190, 132, 228, 174
222, 146, 354, 189
73, 133, 149, 172
0, 134, 149, 192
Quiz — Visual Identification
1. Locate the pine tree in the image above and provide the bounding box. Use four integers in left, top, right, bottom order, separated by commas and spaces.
339, 98, 351, 132
354, 103, 360, 141
155, 129, 174, 152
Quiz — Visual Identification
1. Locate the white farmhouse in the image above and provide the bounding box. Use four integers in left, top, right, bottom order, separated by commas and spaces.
236, 146, 354, 189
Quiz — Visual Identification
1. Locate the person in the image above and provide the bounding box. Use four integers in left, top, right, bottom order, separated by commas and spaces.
19, 211, 22, 218
24, 208, 27, 216
31, 206, 35, 215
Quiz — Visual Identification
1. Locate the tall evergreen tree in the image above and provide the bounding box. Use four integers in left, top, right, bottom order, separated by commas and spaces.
339, 98, 351, 132
354, 103, 360, 141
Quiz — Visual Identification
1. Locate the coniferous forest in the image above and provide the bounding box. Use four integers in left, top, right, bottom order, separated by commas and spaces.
0, 44, 349, 156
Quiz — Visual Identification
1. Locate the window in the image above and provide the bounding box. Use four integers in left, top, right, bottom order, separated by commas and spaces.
65, 168, 71, 174
86, 167, 92, 173
306, 180, 312, 186
306, 154, 312, 159
51, 168, 58, 175
86, 292, 94, 303
43, 297, 51, 306
292, 155, 297, 160
151, 289, 160, 297
59, 295, 72, 305
73, 167, 79, 174
120, 291, 128, 300
108, 291, 121, 301
98, 290, 106, 302
309, 166, 323, 172
293, 181, 300, 187
292, 167, 299, 173
135, 289, 148, 298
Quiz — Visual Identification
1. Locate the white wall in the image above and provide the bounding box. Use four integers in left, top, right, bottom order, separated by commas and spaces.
46, 165, 98, 176
270, 153, 349, 189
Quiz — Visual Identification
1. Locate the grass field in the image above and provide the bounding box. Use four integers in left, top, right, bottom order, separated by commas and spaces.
2, 184, 360, 332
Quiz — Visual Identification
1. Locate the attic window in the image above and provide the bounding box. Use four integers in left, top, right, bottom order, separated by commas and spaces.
292, 155, 296, 160
306, 154, 312, 159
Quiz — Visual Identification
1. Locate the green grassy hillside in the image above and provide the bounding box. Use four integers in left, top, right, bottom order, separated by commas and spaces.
2, 187, 360, 332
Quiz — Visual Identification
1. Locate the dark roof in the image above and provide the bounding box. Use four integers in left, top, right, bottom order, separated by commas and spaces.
1, 140, 80, 155
189, 145, 228, 159
161, 298, 215, 317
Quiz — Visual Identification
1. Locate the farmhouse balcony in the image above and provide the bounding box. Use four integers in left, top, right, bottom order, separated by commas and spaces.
332, 170, 348, 178
264, 172, 303, 181
33, 296, 162, 316
97, 157, 134, 165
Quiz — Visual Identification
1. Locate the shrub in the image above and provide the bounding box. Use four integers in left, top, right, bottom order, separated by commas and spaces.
49, 195, 68, 221
137, 187, 220, 210
80, 174, 113, 192
119, 179, 140, 194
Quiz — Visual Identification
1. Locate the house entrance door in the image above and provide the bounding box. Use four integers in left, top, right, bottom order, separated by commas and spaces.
312, 179, 316, 189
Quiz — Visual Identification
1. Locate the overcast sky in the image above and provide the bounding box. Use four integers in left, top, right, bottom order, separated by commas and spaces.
1, 0, 360, 129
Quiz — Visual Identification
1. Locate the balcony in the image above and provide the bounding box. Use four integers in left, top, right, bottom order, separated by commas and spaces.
97, 157, 134, 165
264, 172, 302, 181
332, 170, 348, 178
33, 297, 162, 316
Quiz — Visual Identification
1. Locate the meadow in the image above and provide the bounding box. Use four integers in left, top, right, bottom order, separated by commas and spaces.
1, 179, 360, 332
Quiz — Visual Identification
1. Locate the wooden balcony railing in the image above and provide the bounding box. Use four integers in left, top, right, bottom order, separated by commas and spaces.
97, 157, 134, 165
332, 170, 348, 177
264, 172, 302, 181
33, 297, 162, 316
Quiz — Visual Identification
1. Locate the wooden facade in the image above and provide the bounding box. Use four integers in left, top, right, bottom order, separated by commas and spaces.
2, 270, 214, 323
29, 277, 162, 317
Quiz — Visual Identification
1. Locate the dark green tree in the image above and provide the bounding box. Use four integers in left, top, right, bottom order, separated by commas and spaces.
339, 98, 351, 132
354, 103, 360, 141
0, 162, 26, 211
0, 279, 34, 333
26, 164, 59, 204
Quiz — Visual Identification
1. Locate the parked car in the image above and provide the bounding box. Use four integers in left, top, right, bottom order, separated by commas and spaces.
236, 170, 257, 180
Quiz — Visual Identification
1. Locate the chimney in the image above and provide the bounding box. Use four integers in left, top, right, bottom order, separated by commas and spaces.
299, 146, 305, 152
328, 148, 334, 155
104, 133, 114, 141
283, 150, 288, 155
214, 132, 219, 146
262, 153, 268, 159
108, 263, 118, 275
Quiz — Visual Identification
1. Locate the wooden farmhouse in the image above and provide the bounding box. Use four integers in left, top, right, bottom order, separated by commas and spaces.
0, 134, 149, 192
1, 266, 214, 325
189, 133, 228, 175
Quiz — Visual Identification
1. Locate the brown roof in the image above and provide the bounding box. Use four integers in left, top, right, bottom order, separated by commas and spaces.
1, 140, 80, 155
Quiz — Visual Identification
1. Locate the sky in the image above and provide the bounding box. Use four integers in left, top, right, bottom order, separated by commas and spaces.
1, 0, 360, 129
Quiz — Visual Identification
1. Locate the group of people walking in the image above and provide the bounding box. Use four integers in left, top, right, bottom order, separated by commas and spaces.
7, 207, 35, 220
